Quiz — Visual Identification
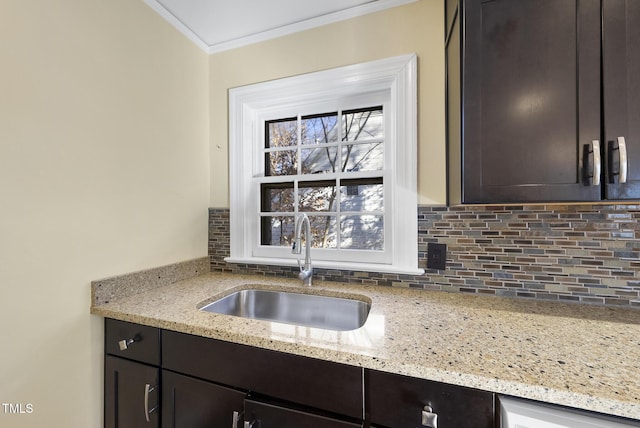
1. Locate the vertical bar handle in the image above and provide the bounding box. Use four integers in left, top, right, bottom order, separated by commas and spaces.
591, 140, 601, 186
232, 411, 243, 428
144, 383, 157, 423
618, 137, 628, 183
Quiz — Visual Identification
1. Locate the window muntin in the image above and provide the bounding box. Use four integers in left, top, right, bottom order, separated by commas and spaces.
260, 107, 385, 256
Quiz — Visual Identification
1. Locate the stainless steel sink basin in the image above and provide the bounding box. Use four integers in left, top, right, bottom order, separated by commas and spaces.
200, 289, 370, 331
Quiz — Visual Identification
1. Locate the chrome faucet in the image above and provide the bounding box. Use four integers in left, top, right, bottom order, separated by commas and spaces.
292, 213, 313, 286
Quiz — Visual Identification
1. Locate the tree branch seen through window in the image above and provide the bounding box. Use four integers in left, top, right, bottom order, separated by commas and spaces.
261, 107, 384, 251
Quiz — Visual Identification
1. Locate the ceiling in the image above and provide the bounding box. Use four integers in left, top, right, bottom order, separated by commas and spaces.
142, 0, 417, 54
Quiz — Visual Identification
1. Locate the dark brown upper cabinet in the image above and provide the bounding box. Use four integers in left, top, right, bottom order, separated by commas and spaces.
447, 0, 640, 204
603, 0, 640, 199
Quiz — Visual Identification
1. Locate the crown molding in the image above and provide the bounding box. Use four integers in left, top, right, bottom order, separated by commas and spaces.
143, 0, 418, 55
142, 0, 210, 51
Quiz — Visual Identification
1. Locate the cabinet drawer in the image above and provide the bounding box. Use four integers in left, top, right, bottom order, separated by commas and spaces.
245, 399, 362, 428
162, 330, 363, 419
366, 370, 494, 428
105, 318, 160, 365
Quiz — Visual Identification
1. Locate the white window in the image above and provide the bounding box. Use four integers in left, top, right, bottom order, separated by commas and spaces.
228, 54, 422, 275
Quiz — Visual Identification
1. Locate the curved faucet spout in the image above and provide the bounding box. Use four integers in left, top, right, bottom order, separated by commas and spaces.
292, 213, 313, 286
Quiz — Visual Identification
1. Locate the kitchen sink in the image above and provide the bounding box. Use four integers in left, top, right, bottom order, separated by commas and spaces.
199, 289, 370, 331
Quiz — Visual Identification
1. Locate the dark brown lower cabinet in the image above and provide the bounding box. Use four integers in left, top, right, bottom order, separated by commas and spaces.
105, 355, 159, 428
104, 319, 496, 428
161, 370, 245, 428
366, 370, 495, 428
161, 329, 363, 420
244, 399, 362, 428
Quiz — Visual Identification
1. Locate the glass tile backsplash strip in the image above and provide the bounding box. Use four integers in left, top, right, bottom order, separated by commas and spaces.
209, 205, 640, 308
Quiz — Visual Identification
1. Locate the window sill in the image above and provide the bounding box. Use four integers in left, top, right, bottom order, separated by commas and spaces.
224, 256, 425, 276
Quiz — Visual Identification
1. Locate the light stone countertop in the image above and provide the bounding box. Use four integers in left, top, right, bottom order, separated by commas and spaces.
90, 270, 640, 421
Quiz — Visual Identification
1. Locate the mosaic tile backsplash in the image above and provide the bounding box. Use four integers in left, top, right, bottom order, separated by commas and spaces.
209, 205, 640, 308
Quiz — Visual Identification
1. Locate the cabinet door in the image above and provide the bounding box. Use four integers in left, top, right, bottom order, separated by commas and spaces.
603, 0, 640, 199
105, 355, 159, 428
462, 0, 601, 203
366, 370, 494, 428
244, 399, 362, 428
161, 370, 245, 428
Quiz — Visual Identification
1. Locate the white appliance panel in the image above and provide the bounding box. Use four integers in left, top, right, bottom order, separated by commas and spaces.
500, 397, 639, 428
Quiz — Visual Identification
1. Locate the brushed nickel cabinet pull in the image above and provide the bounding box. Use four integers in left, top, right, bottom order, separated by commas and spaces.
144, 383, 157, 423
232, 410, 244, 428
585, 140, 601, 186
118, 338, 135, 351
592, 140, 601, 186
618, 136, 628, 183
421, 405, 438, 427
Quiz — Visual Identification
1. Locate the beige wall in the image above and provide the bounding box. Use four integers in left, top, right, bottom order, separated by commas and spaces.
0, 1, 443, 425
209, 0, 446, 207
0, 1, 209, 427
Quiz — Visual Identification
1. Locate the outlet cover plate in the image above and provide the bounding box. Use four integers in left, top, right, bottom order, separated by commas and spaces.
427, 243, 447, 270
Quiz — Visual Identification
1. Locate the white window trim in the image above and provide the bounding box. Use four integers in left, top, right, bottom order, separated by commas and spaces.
227, 54, 423, 275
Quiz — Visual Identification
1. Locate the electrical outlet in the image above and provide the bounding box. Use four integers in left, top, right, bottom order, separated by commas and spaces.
427, 243, 447, 270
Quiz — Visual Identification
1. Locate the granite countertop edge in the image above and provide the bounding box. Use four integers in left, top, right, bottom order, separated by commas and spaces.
90, 268, 640, 421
